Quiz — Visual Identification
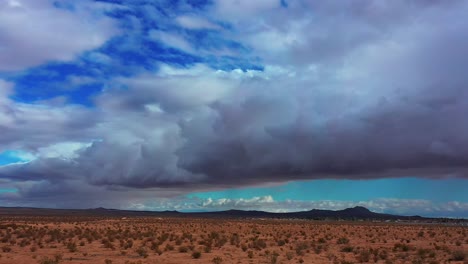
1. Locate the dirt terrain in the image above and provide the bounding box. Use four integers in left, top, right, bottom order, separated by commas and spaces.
0, 216, 466, 264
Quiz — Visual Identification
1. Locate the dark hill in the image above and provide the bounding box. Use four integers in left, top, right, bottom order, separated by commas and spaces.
196, 206, 424, 220
0, 205, 433, 221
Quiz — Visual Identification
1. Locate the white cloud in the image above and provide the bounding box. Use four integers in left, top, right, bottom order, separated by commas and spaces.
0, 80, 14, 100
202, 195, 275, 207
212, 0, 280, 21
37, 142, 92, 160
0, 0, 119, 71
105, 64, 244, 111
149, 30, 194, 54
176, 15, 220, 30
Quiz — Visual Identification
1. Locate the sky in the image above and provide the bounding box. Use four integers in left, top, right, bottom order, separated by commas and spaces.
0, 0, 467, 218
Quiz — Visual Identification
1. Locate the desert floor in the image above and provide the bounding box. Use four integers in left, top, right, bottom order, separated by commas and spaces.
0, 216, 466, 264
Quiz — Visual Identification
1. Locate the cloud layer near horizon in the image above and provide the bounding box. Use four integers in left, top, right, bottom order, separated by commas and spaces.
0, 0, 467, 212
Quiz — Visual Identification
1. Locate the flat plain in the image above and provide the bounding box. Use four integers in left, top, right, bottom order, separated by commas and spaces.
0, 216, 466, 264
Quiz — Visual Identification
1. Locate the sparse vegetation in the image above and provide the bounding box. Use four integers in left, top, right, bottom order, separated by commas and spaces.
0, 215, 464, 263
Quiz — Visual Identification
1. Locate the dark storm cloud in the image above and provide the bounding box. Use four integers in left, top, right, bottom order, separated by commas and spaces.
175, 0, 468, 185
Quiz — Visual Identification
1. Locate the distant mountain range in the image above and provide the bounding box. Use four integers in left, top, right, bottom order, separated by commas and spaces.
0, 206, 466, 222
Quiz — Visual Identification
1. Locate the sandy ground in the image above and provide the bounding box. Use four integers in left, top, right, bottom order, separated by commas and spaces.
0, 217, 466, 264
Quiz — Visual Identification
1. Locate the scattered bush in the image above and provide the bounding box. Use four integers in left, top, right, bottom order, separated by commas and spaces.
1, 246, 11, 253
38, 257, 60, 264
341, 246, 354, 253
135, 247, 148, 258
337, 237, 350, 244
451, 250, 465, 261
67, 242, 77, 252
192, 251, 201, 259
178, 246, 188, 253
212, 256, 223, 264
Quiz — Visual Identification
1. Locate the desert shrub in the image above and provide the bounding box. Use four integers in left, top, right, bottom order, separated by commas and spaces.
124, 239, 133, 249
1, 246, 11, 252
212, 256, 223, 264
164, 244, 174, 251
38, 257, 59, 264
230, 234, 240, 246
38, 254, 62, 264
192, 251, 201, 259
413, 259, 427, 264
247, 250, 254, 258
241, 243, 247, 252
105, 260, 112, 264
135, 247, 148, 258
416, 248, 434, 259
393, 243, 410, 252
19, 238, 30, 247
378, 250, 388, 260
209, 231, 219, 240
67, 242, 77, 252
202, 245, 211, 253
252, 239, 267, 250
314, 243, 326, 254
337, 237, 350, 244
356, 250, 370, 262
450, 250, 465, 261
178, 246, 188, 253
102, 239, 115, 250
295, 241, 309, 256
269, 251, 279, 264
215, 236, 228, 247
341, 246, 354, 253
124, 261, 142, 264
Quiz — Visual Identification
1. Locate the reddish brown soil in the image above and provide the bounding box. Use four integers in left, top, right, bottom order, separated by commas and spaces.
0, 217, 466, 264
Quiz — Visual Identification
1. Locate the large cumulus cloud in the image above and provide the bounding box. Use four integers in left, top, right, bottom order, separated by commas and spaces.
0, 0, 468, 208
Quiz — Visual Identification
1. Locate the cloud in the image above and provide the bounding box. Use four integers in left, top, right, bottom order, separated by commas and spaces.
0, 0, 118, 71
171, 0, 468, 184
0, 79, 97, 153
176, 15, 220, 30
0, 0, 467, 212
212, 0, 280, 21
149, 30, 195, 54
219, 0, 464, 66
